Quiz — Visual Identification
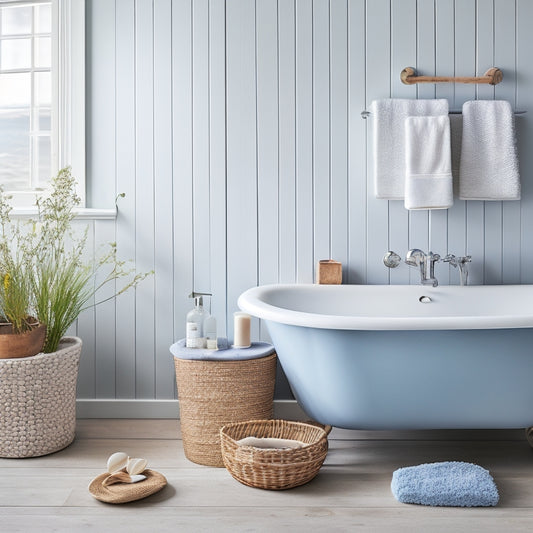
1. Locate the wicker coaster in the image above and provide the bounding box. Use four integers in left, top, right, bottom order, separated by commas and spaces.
88, 469, 167, 504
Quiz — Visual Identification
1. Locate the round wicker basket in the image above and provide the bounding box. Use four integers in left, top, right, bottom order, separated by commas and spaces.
0, 336, 82, 458
174, 353, 276, 467
220, 419, 329, 490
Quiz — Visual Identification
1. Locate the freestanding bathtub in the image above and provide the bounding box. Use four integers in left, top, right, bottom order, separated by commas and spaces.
238, 284, 533, 431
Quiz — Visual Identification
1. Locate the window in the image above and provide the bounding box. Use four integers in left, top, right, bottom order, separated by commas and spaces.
0, 0, 84, 208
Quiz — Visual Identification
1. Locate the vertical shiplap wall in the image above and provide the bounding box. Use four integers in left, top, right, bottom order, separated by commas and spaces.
83, 0, 533, 401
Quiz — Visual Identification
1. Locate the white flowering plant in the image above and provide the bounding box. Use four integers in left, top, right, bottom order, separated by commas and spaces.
0, 201, 35, 334
0, 167, 151, 353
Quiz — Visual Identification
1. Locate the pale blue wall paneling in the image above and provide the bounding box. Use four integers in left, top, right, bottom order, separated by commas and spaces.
172, 0, 194, 398
192, 0, 211, 294
295, 0, 314, 284
347, 0, 366, 285
225, 0, 259, 343
153, 0, 175, 399
85, 0, 531, 401
134, 0, 156, 399
278, 0, 297, 284
256, 0, 279, 333
313, 0, 331, 269
330, 0, 349, 280
390, 0, 415, 286
209, 0, 228, 338
365, 0, 390, 285
518, 0, 533, 284
115, 0, 137, 399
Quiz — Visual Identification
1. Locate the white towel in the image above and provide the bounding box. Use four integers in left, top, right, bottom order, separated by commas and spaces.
459, 100, 520, 200
371, 98, 449, 199
404, 115, 453, 210
236, 437, 306, 450
449, 114, 463, 196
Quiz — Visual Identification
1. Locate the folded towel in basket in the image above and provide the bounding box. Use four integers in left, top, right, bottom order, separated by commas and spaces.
371, 98, 449, 199
459, 100, 520, 200
236, 437, 306, 450
404, 115, 453, 210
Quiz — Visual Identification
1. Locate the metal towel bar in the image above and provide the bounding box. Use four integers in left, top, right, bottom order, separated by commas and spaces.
360, 109, 526, 119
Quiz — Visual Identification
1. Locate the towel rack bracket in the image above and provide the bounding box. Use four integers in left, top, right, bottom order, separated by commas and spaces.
401, 67, 503, 86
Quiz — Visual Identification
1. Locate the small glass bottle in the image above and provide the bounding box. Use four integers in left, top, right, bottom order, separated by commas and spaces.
186, 294, 209, 348
204, 316, 218, 350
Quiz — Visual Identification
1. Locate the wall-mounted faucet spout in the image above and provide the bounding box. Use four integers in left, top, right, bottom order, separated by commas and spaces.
405, 249, 440, 287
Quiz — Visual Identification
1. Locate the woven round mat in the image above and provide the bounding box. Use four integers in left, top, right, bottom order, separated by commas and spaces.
88, 469, 167, 504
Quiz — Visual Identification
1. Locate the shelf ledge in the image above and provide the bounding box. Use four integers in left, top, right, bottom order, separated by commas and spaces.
10, 207, 118, 220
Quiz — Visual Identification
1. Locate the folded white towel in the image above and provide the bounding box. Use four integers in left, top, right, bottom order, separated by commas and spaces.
449, 114, 463, 196
236, 437, 306, 450
404, 115, 453, 210
371, 98, 449, 199
459, 100, 520, 200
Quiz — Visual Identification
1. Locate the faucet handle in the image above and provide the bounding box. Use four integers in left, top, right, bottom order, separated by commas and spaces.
405, 249, 425, 266
383, 251, 402, 268
459, 255, 472, 263
442, 253, 457, 266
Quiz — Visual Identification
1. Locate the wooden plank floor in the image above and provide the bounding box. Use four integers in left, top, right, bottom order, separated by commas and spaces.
1, 420, 533, 532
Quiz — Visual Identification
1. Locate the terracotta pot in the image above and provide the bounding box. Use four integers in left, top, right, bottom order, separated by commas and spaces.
0, 322, 47, 359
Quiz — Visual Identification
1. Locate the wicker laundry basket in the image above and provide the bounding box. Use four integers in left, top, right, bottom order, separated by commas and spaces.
0, 336, 82, 458
174, 352, 276, 467
220, 419, 329, 490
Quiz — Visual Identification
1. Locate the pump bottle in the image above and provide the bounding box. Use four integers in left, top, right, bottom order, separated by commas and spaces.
186, 292, 210, 348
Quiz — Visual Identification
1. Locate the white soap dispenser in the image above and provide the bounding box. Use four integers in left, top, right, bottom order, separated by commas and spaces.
186, 292, 211, 348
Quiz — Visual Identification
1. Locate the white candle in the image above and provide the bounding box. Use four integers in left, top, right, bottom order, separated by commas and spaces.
233, 312, 251, 348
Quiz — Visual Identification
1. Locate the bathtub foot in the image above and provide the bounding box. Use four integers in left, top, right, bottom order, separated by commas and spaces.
526, 427, 533, 448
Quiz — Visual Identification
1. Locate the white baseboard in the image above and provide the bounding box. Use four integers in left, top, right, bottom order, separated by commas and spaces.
76, 399, 307, 420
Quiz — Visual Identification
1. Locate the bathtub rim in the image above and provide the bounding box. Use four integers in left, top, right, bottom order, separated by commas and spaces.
237, 283, 533, 331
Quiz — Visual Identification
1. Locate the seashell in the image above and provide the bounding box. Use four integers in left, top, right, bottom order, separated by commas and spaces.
102, 472, 147, 486
107, 451, 129, 474
126, 457, 148, 476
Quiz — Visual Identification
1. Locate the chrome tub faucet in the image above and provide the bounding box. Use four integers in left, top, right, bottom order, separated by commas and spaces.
383, 249, 472, 287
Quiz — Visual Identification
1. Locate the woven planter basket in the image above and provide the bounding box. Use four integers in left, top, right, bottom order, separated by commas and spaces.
220, 419, 329, 490
0, 336, 82, 458
174, 353, 276, 467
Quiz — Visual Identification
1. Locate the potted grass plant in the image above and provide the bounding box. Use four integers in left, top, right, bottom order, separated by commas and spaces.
0, 189, 46, 358
0, 167, 150, 458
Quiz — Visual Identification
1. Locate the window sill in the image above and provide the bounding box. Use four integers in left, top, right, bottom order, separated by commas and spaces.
10, 207, 117, 220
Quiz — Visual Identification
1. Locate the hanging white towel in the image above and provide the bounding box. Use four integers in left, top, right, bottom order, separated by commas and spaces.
449, 114, 463, 197
371, 98, 449, 199
459, 100, 520, 200
404, 115, 453, 210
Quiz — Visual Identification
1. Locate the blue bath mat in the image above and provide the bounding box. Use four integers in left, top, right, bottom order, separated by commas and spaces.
391, 461, 499, 507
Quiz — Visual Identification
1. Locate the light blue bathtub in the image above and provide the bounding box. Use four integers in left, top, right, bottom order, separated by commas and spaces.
238, 284, 533, 430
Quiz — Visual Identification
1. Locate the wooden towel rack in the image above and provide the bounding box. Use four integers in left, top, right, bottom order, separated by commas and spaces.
401, 67, 503, 86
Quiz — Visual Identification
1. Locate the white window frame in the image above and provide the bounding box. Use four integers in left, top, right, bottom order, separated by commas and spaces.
52, 0, 84, 205
1, 0, 85, 209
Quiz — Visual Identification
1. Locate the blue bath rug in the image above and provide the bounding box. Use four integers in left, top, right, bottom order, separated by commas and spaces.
391, 461, 499, 507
